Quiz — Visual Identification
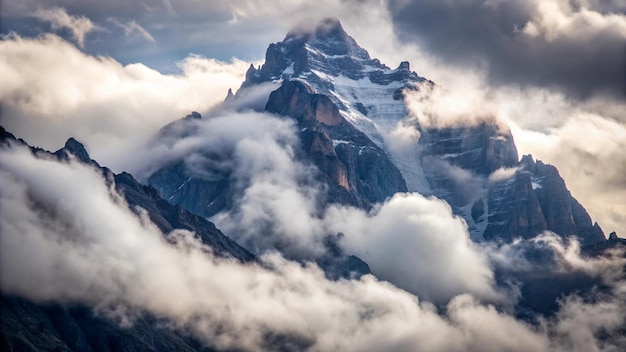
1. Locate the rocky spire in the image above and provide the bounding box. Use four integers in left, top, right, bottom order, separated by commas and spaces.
240, 18, 388, 88
56, 138, 92, 164
283, 17, 370, 60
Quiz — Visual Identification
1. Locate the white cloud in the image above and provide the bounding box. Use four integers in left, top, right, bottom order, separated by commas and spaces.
484, 233, 626, 351
325, 193, 500, 303
551, 295, 626, 352
4, 142, 625, 351
488, 166, 520, 183
141, 110, 499, 302
2, 5, 625, 349
108, 18, 156, 43
0, 33, 250, 172
162, 0, 176, 15
143, 111, 327, 258
34, 7, 99, 47
0, 144, 516, 351
404, 81, 510, 131
520, 0, 626, 41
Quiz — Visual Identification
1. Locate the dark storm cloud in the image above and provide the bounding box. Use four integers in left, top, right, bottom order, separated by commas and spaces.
388, 0, 626, 99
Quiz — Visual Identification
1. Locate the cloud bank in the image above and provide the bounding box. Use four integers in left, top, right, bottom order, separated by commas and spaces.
0, 33, 249, 172
2, 141, 625, 351
137, 109, 497, 302
389, 0, 626, 99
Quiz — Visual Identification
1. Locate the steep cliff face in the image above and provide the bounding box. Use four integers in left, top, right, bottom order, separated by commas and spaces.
420, 122, 519, 176
266, 80, 407, 208
148, 159, 232, 219
483, 169, 548, 241
520, 155, 605, 245
478, 155, 605, 244
419, 122, 521, 237
265, 79, 344, 126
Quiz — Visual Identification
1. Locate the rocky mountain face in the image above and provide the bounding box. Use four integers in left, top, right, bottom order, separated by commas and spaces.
149, 19, 412, 214
240, 18, 425, 91
149, 18, 604, 246
496, 155, 604, 244
147, 112, 234, 218
265, 79, 407, 209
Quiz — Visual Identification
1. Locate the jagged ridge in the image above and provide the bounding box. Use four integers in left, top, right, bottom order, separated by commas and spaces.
149, 18, 605, 248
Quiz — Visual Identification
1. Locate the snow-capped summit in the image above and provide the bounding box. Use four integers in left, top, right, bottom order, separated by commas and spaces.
242, 17, 377, 86
284, 17, 371, 61
240, 17, 425, 98
235, 18, 434, 194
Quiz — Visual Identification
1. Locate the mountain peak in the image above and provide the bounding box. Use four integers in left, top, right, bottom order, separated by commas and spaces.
239, 18, 417, 91
281, 17, 370, 62
55, 137, 92, 164
285, 17, 345, 41
64, 138, 89, 157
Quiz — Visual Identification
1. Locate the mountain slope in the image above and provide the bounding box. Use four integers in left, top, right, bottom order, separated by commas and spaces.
148, 18, 604, 245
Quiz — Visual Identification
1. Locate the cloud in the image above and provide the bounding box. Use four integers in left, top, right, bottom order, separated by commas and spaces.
141, 111, 327, 258
404, 81, 510, 130
489, 166, 520, 183
11, 1, 624, 101
388, 0, 626, 99
139, 109, 499, 302
4, 141, 626, 351
108, 18, 156, 43
488, 233, 626, 351
162, 0, 177, 15
401, 69, 626, 236
34, 7, 99, 47
551, 295, 626, 352
485, 232, 626, 278
0, 143, 513, 351
0, 33, 250, 172
2, 0, 421, 72
324, 193, 499, 303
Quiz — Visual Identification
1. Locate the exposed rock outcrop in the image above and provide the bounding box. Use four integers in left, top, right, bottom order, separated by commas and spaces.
479, 155, 605, 244
266, 79, 407, 208
420, 122, 519, 176
265, 80, 344, 126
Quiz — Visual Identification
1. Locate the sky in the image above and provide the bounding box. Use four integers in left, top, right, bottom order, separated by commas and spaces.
1, 1, 626, 350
